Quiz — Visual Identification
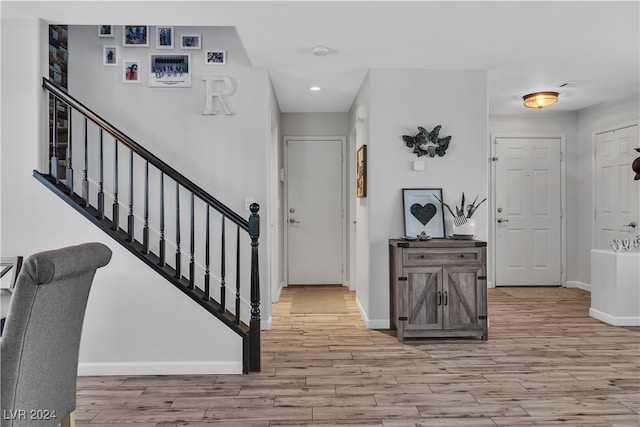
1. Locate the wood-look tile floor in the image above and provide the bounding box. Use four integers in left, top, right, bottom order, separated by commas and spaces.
75, 286, 640, 426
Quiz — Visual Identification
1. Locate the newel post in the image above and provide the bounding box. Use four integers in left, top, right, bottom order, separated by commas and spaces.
248, 203, 261, 372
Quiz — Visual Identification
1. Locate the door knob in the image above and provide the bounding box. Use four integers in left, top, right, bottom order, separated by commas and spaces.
625, 221, 637, 228
496, 218, 509, 224
289, 218, 300, 224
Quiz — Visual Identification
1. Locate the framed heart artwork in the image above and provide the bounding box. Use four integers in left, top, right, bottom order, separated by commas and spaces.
402, 188, 445, 238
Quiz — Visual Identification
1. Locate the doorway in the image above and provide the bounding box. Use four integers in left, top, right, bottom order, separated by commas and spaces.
594, 123, 639, 249
284, 136, 346, 286
491, 135, 566, 287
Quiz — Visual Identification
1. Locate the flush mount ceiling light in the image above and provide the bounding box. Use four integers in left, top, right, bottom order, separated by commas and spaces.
310, 86, 321, 91
523, 91, 559, 109
312, 46, 330, 56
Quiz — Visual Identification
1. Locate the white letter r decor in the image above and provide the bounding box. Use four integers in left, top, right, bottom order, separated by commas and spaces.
202, 76, 235, 115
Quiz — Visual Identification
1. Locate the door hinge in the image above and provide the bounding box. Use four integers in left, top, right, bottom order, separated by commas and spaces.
398, 316, 408, 321
398, 242, 410, 248
477, 276, 487, 281
398, 276, 407, 281
478, 315, 488, 320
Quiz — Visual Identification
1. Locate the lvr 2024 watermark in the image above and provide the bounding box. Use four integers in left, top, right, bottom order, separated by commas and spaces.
3, 409, 57, 421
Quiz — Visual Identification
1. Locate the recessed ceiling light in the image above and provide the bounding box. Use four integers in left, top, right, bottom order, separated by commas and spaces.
312, 46, 330, 56
310, 86, 321, 91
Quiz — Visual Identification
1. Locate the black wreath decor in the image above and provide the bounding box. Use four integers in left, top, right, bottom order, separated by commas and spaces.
402, 125, 451, 158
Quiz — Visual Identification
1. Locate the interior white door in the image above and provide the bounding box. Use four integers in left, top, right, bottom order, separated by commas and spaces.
286, 138, 343, 285
495, 137, 562, 286
595, 125, 639, 249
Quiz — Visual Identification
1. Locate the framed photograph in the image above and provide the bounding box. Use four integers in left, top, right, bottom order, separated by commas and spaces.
122, 60, 140, 83
205, 50, 226, 65
103, 46, 118, 66
356, 145, 367, 198
123, 25, 149, 47
402, 188, 445, 238
149, 54, 191, 87
180, 34, 201, 49
156, 26, 174, 49
98, 25, 114, 37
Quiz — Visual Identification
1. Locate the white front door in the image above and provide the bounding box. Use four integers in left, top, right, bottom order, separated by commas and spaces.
286, 138, 344, 285
494, 137, 562, 286
594, 125, 639, 249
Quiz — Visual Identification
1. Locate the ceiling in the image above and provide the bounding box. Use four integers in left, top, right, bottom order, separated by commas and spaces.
4, 1, 639, 114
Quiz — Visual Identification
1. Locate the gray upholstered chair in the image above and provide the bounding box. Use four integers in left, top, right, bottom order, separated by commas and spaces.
1, 243, 112, 427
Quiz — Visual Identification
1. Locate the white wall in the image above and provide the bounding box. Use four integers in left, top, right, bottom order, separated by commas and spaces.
281, 113, 349, 136
1, 19, 272, 374
350, 69, 488, 326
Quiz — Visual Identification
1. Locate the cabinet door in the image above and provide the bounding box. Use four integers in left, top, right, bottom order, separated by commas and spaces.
443, 266, 483, 331
401, 267, 442, 331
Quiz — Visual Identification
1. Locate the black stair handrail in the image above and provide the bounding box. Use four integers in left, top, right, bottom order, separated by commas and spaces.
41, 77, 261, 372
42, 78, 248, 230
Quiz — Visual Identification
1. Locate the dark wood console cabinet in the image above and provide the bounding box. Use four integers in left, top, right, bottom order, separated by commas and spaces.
389, 239, 488, 343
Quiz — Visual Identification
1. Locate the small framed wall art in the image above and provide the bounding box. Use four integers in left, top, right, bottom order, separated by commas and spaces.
356, 145, 367, 198
122, 60, 140, 83
156, 26, 174, 49
149, 54, 191, 87
123, 25, 149, 47
402, 188, 445, 238
180, 34, 201, 49
205, 50, 226, 65
103, 46, 118, 66
98, 25, 114, 37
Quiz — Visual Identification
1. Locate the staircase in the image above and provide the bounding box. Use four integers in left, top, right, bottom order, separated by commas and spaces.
37, 78, 261, 373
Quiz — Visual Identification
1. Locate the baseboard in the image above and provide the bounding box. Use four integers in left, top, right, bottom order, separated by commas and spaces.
567, 281, 591, 292
355, 297, 390, 329
78, 361, 242, 376
262, 316, 272, 330
589, 307, 640, 327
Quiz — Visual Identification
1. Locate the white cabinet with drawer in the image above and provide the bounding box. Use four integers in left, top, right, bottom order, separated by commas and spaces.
389, 239, 488, 343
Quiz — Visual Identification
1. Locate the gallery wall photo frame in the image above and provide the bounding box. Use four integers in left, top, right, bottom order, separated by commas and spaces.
402, 188, 445, 238
180, 34, 202, 49
148, 54, 191, 87
205, 50, 227, 65
103, 46, 118, 66
156, 26, 174, 49
122, 60, 140, 83
123, 25, 149, 47
98, 25, 114, 37
356, 145, 367, 198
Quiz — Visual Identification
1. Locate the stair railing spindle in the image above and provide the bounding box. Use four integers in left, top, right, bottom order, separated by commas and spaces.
112, 141, 119, 230
142, 161, 149, 254
82, 117, 89, 205
175, 182, 181, 279
220, 216, 226, 313
97, 130, 104, 218
127, 149, 134, 242
235, 225, 241, 325
189, 192, 195, 290
65, 105, 73, 193
159, 172, 166, 267
51, 96, 59, 183
204, 206, 210, 301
